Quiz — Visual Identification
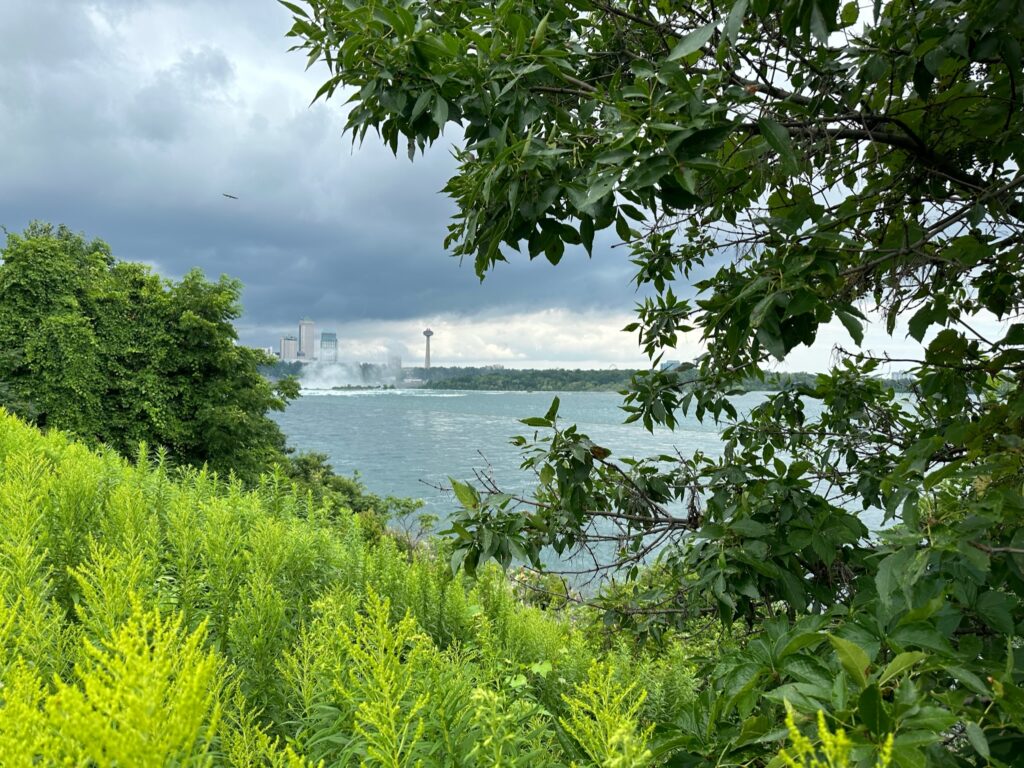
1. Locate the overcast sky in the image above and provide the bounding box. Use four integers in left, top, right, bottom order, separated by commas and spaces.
0, 0, 955, 370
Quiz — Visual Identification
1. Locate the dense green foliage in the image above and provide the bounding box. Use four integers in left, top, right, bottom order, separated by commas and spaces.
261, 360, 306, 380
419, 368, 911, 392
0, 223, 299, 483
419, 366, 637, 391
262, 363, 905, 393
286, 0, 1024, 764
0, 411, 707, 765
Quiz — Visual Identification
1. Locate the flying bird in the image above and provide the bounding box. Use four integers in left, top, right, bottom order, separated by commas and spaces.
222, 193, 239, 200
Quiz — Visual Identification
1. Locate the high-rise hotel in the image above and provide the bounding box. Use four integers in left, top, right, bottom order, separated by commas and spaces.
298, 319, 315, 360
320, 331, 338, 363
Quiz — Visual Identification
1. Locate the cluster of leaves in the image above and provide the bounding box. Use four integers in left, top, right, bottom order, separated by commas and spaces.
283, 0, 1023, 764
0, 222, 299, 483
0, 410, 707, 765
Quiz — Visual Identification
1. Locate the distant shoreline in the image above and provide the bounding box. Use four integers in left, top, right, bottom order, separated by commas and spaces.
262, 363, 913, 394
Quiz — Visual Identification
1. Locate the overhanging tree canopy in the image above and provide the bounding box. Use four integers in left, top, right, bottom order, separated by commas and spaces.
285, 0, 1024, 764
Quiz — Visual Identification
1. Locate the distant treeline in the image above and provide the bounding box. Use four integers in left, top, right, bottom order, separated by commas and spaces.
733, 371, 913, 393
259, 361, 912, 393
419, 367, 913, 393
418, 367, 635, 391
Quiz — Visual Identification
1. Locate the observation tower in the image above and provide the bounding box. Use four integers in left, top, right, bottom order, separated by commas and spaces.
423, 328, 433, 369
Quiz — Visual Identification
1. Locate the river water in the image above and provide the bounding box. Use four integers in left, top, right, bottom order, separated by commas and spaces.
272, 388, 776, 523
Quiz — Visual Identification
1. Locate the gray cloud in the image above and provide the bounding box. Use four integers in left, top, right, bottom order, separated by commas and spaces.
128, 46, 235, 143
0, 0, 653, 362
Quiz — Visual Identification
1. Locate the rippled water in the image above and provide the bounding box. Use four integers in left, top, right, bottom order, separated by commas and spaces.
272, 389, 776, 522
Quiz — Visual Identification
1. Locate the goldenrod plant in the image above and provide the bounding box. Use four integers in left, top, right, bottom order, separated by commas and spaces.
560, 663, 653, 768
0, 410, 698, 765
778, 705, 893, 768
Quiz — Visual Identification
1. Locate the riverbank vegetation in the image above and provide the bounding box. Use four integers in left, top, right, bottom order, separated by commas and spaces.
0, 409, 709, 765
260, 363, 911, 393
287, 0, 1024, 764
418, 368, 912, 393
0, 223, 298, 483
421, 366, 635, 391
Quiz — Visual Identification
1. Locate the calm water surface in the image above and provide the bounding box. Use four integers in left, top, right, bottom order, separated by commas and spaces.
273, 389, 781, 522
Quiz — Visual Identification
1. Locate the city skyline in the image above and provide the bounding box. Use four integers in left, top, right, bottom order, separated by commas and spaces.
276, 318, 421, 368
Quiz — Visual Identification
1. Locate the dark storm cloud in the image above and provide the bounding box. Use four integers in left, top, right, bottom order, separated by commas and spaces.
0, 0, 647, 352
128, 47, 235, 143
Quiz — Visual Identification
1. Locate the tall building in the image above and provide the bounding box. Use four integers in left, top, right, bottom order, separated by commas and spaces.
298, 319, 315, 360
423, 328, 433, 369
388, 354, 402, 370
280, 336, 298, 361
320, 331, 338, 363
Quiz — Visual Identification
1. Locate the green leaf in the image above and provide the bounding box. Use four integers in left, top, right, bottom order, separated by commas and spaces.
913, 59, 935, 99
449, 478, 479, 509
544, 396, 560, 421
965, 722, 990, 760
432, 97, 449, 128
449, 547, 467, 574
778, 631, 826, 659
278, 0, 310, 19
757, 326, 787, 360
758, 118, 798, 174
410, 91, 433, 121
520, 416, 552, 428
809, 3, 828, 43
583, 174, 616, 206
730, 518, 770, 537
890, 743, 926, 768
615, 212, 633, 241
837, 309, 864, 345
829, 635, 870, 688
725, 0, 749, 42
976, 590, 1018, 634
878, 652, 927, 685
840, 1, 859, 25
858, 683, 891, 735
945, 665, 989, 695
889, 623, 953, 654
667, 22, 716, 61
908, 303, 938, 342
875, 547, 912, 608
539, 463, 554, 487
531, 12, 550, 52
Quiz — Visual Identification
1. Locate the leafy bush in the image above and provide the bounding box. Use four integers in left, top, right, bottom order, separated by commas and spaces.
0, 222, 297, 483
